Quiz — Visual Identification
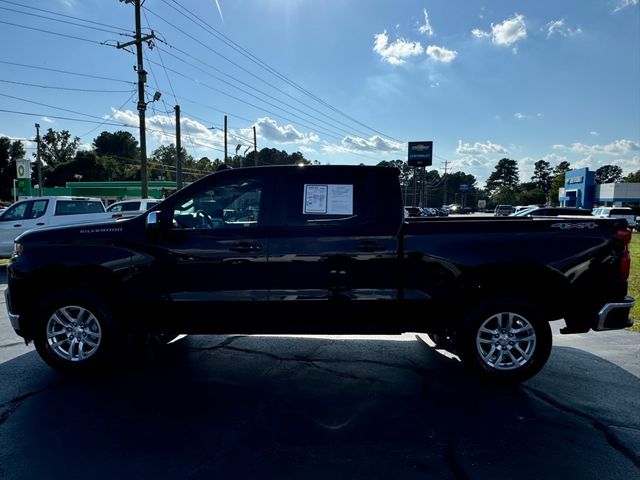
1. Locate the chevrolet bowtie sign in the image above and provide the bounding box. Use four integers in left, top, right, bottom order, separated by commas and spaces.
408, 141, 433, 167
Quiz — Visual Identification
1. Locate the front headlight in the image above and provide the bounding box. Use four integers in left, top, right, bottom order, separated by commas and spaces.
13, 242, 23, 257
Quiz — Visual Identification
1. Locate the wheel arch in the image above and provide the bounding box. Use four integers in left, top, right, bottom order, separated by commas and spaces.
457, 262, 569, 322
19, 264, 125, 340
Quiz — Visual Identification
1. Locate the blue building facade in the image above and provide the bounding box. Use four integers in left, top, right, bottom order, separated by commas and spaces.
559, 168, 595, 209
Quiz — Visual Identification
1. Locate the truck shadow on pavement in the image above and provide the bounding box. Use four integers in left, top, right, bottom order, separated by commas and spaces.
0, 335, 638, 480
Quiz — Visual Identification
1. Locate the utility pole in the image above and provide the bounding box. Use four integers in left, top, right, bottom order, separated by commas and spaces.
253, 126, 258, 166
442, 159, 449, 206
35, 123, 42, 196
175, 105, 182, 189
224, 115, 228, 164
118, 0, 155, 198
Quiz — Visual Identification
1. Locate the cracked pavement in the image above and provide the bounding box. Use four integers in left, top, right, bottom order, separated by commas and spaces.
0, 331, 637, 479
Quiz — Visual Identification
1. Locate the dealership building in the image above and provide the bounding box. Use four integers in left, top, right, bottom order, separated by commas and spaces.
558, 167, 640, 209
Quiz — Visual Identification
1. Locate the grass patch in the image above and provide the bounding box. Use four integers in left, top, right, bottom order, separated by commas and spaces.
628, 234, 640, 332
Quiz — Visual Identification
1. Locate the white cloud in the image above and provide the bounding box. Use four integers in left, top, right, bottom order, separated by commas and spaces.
473, 14, 527, 47
456, 140, 509, 156
426, 45, 458, 63
541, 153, 569, 165
298, 146, 316, 153
42, 117, 54, 123
324, 135, 403, 154
111, 108, 139, 127
546, 19, 582, 38
254, 117, 319, 144
590, 131, 599, 136
472, 28, 489, 39
373, 30, 423, 65
552, 139, 640, 156
614, 0, 639, 13
418, 9, 434, 36
514, 112, 525, 119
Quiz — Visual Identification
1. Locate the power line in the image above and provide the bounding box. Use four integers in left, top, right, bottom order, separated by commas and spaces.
162, 0, 404, 143
145, 57, 347, 142
0, 20, 111, 45
0, 5, 131, 36
146, 5, 376, 142
78, 91, 138, 138
0, 79, 133, 93
0, 60, 135, 85
153, 43, 367, 141
0, 0, 131, 32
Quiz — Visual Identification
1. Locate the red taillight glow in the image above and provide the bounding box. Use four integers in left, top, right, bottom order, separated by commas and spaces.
615, 228, 632, 280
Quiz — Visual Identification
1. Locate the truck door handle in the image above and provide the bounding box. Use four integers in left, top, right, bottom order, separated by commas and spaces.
13, 224, 22, 227
357, 241, 385, 252
229, 242, 263, 253
36, 222, 45, 226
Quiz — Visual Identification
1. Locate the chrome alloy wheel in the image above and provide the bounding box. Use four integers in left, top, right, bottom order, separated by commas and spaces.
475, 312, 537, 371
46, 305, 102, 362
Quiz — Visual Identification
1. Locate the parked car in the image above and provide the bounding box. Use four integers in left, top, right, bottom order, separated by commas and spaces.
494, 205, 514, 216
592, 207, 637, 229
0, 196, 117, 257
513, 207, 593, 218
106, 199, 161, 215
404, 206, 423, 217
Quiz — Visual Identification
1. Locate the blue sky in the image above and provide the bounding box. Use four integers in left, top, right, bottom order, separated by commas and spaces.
0, 0, 638, 187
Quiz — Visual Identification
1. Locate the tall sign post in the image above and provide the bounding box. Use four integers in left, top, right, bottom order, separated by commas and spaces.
15, 158, 32, 199
408, 141, 433, 207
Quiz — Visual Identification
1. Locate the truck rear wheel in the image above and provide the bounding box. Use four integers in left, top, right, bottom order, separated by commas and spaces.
457, 299, 552, 384
33, 290, 121, 373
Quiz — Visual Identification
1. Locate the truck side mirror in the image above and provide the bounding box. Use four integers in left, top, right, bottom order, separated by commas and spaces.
146, 211, 161, 231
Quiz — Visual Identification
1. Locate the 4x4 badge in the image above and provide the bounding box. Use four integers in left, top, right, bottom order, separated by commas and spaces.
551, 222, 598, 229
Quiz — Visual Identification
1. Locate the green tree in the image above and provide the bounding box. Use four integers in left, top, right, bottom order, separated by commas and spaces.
93, 131, 139, 160
531, 160, 553, 193
492, 186, 519, 206
377, 160, 412, 190
150, 144, 195, 181
595, 165, 623, 184
38, 128, 80, 167
624, 170, 640, 183
485, 158, 519, 195
0, 137, 26, 201
553, 161, 571, 177
517, 182, 547, 205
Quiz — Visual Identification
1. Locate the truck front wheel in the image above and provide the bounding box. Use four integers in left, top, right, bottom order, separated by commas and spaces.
457, 299, 552, 384
33, 290, 121, 372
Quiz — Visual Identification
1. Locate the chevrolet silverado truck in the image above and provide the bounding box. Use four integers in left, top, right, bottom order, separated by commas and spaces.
4, 165, 635, 383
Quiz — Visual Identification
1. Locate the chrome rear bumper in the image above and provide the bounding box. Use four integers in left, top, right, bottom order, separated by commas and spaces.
595, 296, 635, 331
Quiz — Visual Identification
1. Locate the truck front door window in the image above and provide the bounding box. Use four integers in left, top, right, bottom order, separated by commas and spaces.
2, 202, 30, 221
172, 178, 263, 230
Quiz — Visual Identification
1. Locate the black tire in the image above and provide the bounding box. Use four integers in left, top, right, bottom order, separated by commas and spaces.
457, 298, 552, 384
426, 333, 458, 354
33, 289, 122, 373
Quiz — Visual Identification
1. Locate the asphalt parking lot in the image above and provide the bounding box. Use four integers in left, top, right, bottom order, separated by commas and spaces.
0, 266, 639, 479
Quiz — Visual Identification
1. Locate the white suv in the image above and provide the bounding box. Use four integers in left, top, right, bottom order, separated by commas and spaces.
106, 199, 160, 216
592, 207, 637, 229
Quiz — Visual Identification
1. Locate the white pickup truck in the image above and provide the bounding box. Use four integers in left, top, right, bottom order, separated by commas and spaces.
0, 196, 118, 257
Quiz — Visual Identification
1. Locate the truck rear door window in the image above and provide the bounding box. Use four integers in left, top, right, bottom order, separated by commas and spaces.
30, 200, 48, 219
55, 201, 105, 216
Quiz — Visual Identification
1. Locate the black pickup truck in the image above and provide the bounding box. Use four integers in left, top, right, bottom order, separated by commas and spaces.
4, 165, 635, 383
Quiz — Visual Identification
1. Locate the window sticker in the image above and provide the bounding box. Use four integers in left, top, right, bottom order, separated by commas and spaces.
303, 184, 353, 215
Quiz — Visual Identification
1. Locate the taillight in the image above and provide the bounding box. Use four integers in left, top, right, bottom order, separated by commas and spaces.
615, 228, 632, 280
